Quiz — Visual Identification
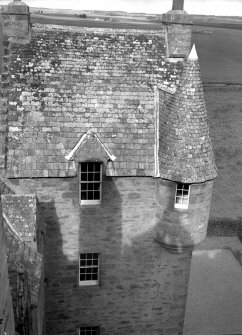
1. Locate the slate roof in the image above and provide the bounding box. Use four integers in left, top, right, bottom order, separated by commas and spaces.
5, 24, 183, 177
2, 194, 37, 242
159, 45, 217, 183
3, 24, 216, 180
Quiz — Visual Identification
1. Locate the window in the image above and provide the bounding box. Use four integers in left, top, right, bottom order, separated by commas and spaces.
174, 183, 190, 209
79, 326, 100, 335
79, 162, 102, 205
79, 253, 100, 286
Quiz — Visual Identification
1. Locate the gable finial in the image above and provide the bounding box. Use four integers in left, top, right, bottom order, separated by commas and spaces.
188, 44, 198, 60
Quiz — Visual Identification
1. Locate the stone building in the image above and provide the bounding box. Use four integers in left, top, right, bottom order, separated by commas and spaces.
0, 0, 225, 334
0, 176, 45, 335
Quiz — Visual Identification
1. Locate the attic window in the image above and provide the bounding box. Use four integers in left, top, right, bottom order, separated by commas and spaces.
79, 326, 100, 335
174, 183, 190, 209
79, 162, 102, 205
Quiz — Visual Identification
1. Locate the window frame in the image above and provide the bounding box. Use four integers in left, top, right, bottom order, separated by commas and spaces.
79, 162, 102, 206
79, 253, 100, 287
78, 326, 100, 335
174, 183, 191, 209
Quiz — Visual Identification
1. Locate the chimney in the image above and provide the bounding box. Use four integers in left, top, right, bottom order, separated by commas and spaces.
2, 0, 31, 44
172, 0, 184, 10
162, 0, 192, 59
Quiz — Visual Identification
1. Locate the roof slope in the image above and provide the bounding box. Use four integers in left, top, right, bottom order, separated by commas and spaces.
159, 46, 217, 183
6, 24, 183, 177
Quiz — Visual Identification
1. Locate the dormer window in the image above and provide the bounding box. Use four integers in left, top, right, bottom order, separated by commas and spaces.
174, 183, 190, 209
79, 162, 102, 205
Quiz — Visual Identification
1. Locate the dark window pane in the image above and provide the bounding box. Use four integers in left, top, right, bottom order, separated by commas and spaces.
86, 274, 92, 280
93, 183, 100, 190
93, 253, 99, 258
80, 254, 86, 259
176, 190, 182, 196
92, 274, 98, 280
94, 191, 100, 200
80, 274, 85, 281
81, 173, 87, 181
86, 259, 92, 266
80, 260, 86, 266
88, 173, 94, 182
89, 163, 94, 172
184, 184, 190, 190
88, 191, 93, 200
81, 192, 87, 200
81, 163, 87, 172
80, 268, 86, 274
94, 173, 100, 181
81, 183, 87, 190
93, 259, 98, 266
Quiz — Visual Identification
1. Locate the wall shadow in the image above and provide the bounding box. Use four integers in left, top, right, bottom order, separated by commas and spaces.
39, 176, 123, 335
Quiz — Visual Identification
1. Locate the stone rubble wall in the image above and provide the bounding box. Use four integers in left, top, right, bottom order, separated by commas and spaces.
0, 197, 15, 335
14, 176, 192, 335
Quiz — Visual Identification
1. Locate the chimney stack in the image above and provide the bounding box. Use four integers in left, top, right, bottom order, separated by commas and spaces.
162, 0, 192, 59
172, 0, 184, 11
1, 0, 31, 44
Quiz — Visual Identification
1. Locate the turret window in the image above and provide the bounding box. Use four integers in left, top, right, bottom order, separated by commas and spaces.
79, 162, 102, 205
175, 183, 190, 209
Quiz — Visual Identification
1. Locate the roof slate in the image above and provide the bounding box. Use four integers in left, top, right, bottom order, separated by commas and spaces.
158, 51, 217, 183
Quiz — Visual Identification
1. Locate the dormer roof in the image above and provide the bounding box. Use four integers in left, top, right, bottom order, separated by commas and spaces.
158, 45, 217, 183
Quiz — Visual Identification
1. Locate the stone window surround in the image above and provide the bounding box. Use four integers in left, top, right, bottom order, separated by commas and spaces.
174, 182, 190, 209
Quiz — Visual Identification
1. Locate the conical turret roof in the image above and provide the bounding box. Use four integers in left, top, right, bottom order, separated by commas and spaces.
159, 45, 217, 183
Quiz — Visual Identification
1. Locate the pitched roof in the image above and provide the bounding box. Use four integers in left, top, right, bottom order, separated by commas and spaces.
159, 45, 217, 183
5, 24, 183, 177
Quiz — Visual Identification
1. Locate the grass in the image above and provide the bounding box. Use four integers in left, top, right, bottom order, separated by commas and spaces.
193, 26, 242, 84
204, 86, 242, 219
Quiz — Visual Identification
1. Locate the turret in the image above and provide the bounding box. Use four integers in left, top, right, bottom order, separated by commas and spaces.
155, 45, 217, 253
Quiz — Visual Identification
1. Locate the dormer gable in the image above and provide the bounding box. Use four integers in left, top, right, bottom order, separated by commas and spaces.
65, 130, 116, 163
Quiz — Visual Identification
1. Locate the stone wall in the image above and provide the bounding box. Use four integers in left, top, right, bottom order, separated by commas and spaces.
0, 198, 15, 335
13, 176, 192, 335
155, 179, 213, 249
165, 24, 192, 58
